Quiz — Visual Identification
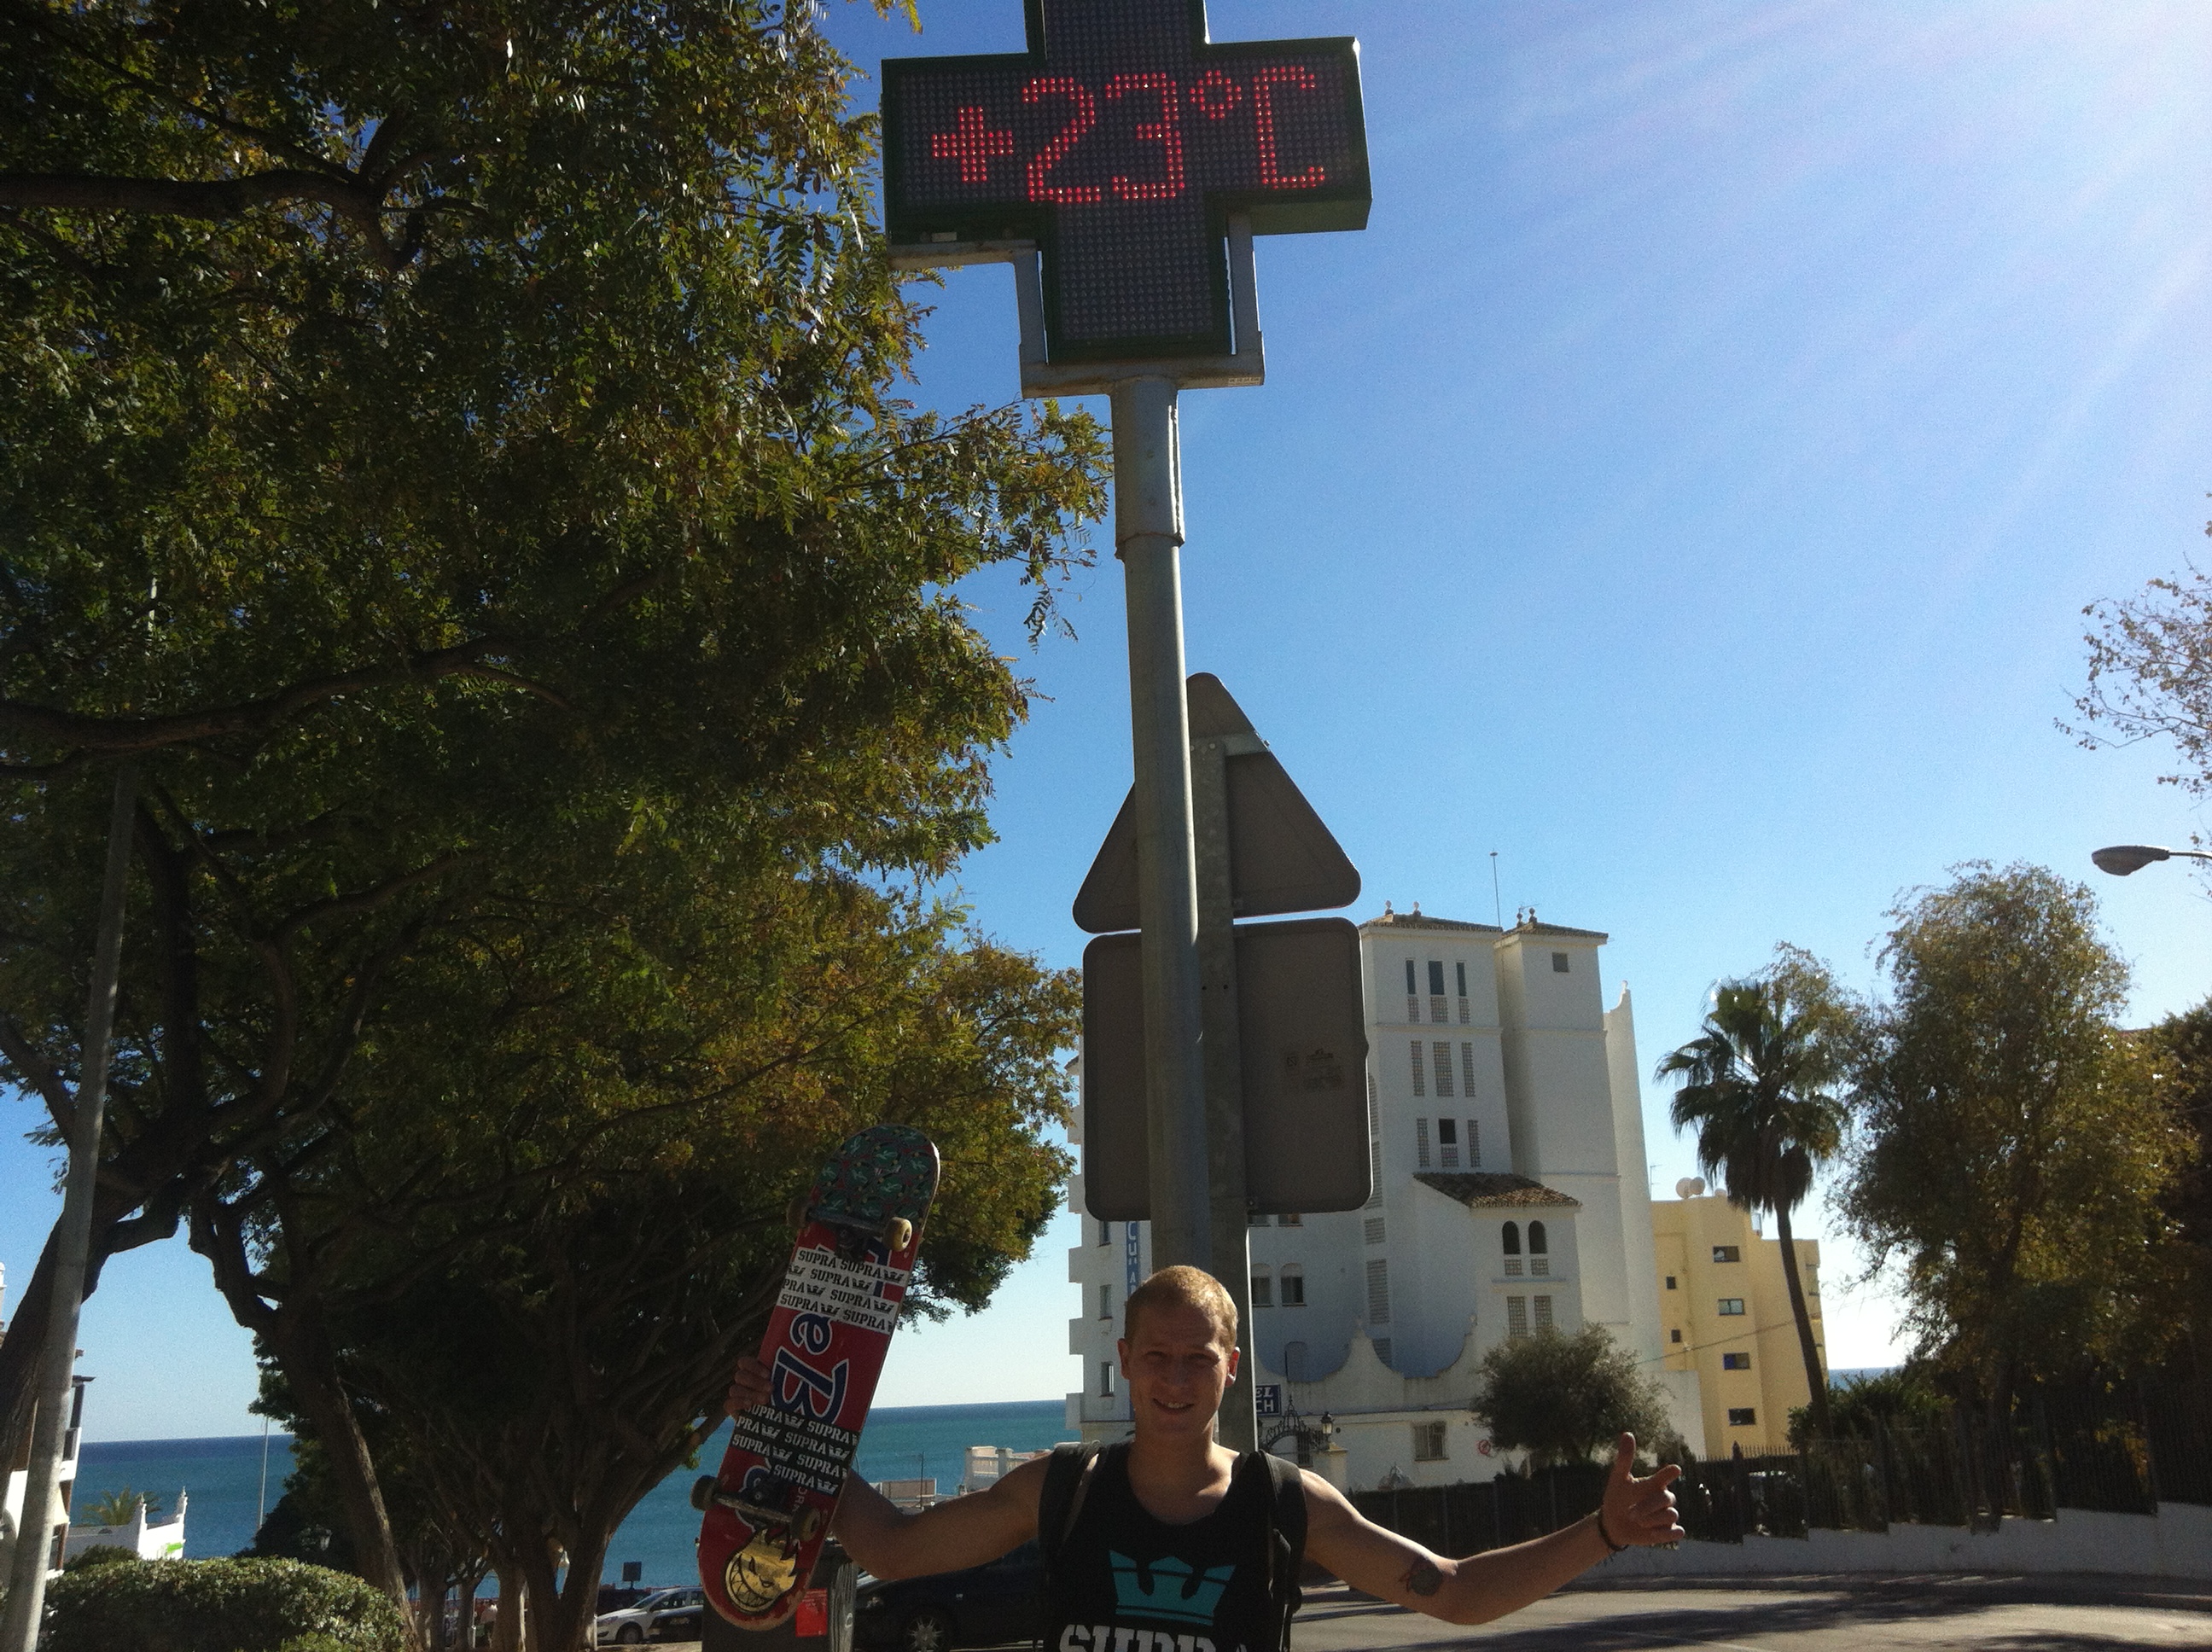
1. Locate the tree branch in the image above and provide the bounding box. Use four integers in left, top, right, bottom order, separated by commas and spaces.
0, 1014, 76, 1137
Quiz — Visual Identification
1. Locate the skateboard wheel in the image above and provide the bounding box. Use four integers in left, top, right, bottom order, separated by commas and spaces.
883, 1216, 914, 1252
786, 1195, 811, 1230
691, 1475, 719, 1513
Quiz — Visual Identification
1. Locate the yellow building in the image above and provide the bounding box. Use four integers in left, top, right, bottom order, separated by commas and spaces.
1651, 1192, 1826, 1455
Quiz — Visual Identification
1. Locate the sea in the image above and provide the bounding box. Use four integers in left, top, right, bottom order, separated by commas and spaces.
76, 1399, 1069, 1593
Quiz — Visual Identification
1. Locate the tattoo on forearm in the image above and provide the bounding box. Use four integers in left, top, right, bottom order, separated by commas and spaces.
1400, 1560, 1441, 1597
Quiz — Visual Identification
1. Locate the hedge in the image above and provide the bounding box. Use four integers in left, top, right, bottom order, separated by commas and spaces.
43, 1556, 406, 1652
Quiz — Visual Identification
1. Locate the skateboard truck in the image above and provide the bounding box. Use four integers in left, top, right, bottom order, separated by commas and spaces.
785, 1195, 914, 1255
692, 1475, 802, 1531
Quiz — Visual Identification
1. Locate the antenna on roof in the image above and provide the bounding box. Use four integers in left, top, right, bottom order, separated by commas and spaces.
1489, 851, 1501, 929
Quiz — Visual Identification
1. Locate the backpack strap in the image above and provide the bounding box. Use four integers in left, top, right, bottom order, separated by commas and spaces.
1237, 1451, 1308, 1652
1036, 1441, 1105, 1585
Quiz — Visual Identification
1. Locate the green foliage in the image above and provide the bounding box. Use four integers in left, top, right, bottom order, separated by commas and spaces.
2072, 558, 2212, 803
1656, 944, 1853, 1429
62, 1542, 143, 1572
2141, 1000, 2212, 1359
1785, 1365, 1947, 1450
1471, 1324, 1674, 1469
81, 1485, 162, 1526
43, 1557, 405, 1652
1838, 863, 2192, 1399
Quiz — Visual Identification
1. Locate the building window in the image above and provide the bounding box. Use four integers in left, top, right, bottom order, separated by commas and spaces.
1099, 1284, 1113, 1320
1503, 1220, 1522, 1255
1365, 1258, 1392, 1325
1528, 1219, 1549, 1276
1097, 1219, 1112, 1247
1506, 1296, 1529, 1339
1365, 1216, 1386, 1245
1534, 1294, 1554, 1329
1722, 1352, 1751, 1370
1415, 1117, 1431, 1167
1439, 1117, 1458, 1167
1099, 1362, 1115, 1398
1280, 1266, 1306, 1306
1279, 1213, 1302, 1228
1365, 1073, 1383, 1210
1551, 951, 1570, 973
1406, 958, 1419, 1022
1670, 1328, 1683, 1344
1412, 1421, 1447, 1462
1427, 961, 1447, 1023
1455, 961, 1470, 1023
1458, 1042, 1476, 1096
1713, 1245, 1742, 1264
1728, 1407, 1757, 1428
1434, 1041, 1455, 1098
1373, 1336, 1393, 1366
1665, 1275, 1677, 1290
1467, 1116, 1481, 1167
1718, 1298, 1746, 1316
1250, 1271, 1272, 1309
1249, 1212, 1271, 1228
1284, 1341, 1309, 1382
1410, 1041, 1427, 1097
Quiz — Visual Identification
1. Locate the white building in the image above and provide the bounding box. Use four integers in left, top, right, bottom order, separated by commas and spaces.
1067, 908, 1705, 1491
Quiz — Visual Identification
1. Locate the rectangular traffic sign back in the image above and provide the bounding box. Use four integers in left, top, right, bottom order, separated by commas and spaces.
1081, 916, 1369, 1219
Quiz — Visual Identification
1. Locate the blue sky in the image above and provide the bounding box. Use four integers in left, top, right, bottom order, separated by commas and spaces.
4, 0, 2208, 1438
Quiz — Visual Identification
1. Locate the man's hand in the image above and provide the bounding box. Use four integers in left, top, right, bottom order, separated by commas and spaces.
725, 1352, 771, 1418
1598, 1434, 1685, 1549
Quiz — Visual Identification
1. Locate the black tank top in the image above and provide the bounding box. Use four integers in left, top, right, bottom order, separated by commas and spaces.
1045, 1445, 1278, 1652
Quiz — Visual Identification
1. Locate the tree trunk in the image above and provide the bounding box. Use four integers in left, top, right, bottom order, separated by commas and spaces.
1772, 1202, 1831, 1437
489, 1562, 527, 1652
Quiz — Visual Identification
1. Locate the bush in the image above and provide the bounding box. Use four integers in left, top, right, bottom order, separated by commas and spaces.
63, 1542, 143, 1572
44, 1556, 405, 1652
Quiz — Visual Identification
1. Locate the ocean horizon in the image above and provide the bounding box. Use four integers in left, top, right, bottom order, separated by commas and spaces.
75, 1398, 1071, 1591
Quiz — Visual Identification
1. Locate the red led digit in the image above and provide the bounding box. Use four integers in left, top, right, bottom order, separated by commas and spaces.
1023, 76, 1103, 205
1105, 73, 1185, 201
929, 105, 1016, 185
1253, 63, 1327, 190
1188, 67, 1242, 120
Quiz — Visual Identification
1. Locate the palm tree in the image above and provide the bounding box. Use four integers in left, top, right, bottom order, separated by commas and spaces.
1656, 950, 1851, 1437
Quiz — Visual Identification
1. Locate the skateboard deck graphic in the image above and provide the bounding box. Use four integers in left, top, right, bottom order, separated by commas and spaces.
697, 1125, 939, 1630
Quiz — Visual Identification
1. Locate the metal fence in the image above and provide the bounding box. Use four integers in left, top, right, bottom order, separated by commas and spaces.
1350, 1378, 2212, 1549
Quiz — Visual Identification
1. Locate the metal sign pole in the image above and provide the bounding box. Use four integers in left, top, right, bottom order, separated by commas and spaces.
2, 763, 136, 1652
1109, 375, 1210, 1277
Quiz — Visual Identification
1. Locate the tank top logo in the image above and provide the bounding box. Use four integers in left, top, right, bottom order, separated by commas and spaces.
1109, 1553, 1237, 1626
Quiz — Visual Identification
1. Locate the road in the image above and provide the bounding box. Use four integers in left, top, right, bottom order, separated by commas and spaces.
665, 1575, 2212, 1652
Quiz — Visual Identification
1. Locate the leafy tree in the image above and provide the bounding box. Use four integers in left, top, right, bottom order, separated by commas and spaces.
0, 0, 1106, 1584
1784, 1364, 1947, 1451
2139, 1000, 2212, 1368
2071, 552, 2212, 812
1471, 1324, 1674, 1470
1655, 945, 1851, 1435
1837, 864, 2192, 1410
196, 873, 1077, 1652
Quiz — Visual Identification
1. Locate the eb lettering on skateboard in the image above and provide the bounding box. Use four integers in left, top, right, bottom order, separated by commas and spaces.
696, 1125, 940, 1630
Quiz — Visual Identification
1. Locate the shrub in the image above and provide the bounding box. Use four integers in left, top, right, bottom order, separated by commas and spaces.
63, 1542, 143, 1572
44, 1556, 405, 1652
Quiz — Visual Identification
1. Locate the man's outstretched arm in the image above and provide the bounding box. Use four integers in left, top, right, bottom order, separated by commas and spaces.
1304, 1434, 1684, 1626
725, 1354, 1043, 1581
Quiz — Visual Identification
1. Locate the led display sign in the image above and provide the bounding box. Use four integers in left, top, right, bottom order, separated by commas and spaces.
882, 0, 1370, 364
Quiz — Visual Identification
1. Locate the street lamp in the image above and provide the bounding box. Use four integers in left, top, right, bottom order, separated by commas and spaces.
2092, 844, 2212, 876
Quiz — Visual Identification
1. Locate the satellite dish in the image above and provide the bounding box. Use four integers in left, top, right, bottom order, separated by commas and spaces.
1674, 1178, 1706, 1200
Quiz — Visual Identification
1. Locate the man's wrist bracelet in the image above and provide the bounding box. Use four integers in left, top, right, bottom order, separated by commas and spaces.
1593, 1509, 1627, 1554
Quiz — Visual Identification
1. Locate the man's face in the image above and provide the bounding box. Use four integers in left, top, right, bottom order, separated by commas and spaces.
1118, 1299, 1238, 1442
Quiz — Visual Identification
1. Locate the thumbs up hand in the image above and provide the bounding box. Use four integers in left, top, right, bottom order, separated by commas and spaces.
1598, 1434, 1685, 1550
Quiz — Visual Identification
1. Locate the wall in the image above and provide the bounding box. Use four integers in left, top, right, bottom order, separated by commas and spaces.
1654, 1195, 1825, 1454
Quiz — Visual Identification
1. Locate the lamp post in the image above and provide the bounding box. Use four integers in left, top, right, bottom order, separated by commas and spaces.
2092, 844, 2212, 876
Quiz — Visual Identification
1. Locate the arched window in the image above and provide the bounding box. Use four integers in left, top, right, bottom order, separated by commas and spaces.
1279, 1264, 1306, 1306
1502, 1221, 1521, 1255
1249, 1266, 1273, 1310
1528, 1220, 1549, 1255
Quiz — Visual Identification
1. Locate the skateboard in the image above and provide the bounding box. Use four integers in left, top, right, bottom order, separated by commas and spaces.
696, 1125, 940, 1630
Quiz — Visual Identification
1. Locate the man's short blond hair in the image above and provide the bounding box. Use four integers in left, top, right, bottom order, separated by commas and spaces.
1121, 1265, 1237, 1352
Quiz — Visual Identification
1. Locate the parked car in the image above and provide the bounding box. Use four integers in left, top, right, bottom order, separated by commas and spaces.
854, 1541, 1041, 1652
595, 1585, 707, 1643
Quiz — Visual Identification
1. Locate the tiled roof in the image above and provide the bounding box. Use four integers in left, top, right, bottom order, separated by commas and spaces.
1359, 910, 1499, 934
1414, 1172, 1581, 1209
1512, 921, 1610, 941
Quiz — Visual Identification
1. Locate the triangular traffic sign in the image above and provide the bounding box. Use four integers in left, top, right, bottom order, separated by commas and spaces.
1072, 674, 1359, 934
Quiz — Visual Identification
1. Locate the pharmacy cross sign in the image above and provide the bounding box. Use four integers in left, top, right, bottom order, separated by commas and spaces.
882, 0, 1371, 364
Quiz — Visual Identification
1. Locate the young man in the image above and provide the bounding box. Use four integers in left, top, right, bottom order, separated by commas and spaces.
726, 1265, 1685, 1648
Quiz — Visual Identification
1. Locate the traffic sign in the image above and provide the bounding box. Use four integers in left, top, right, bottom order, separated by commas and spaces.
1074, 674, 1359, 934
882, 0, 1371, 364
1082, 916, 1369, 1219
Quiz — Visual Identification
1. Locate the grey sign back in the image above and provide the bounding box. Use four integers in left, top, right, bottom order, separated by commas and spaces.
1081, 916, 1371, 1219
